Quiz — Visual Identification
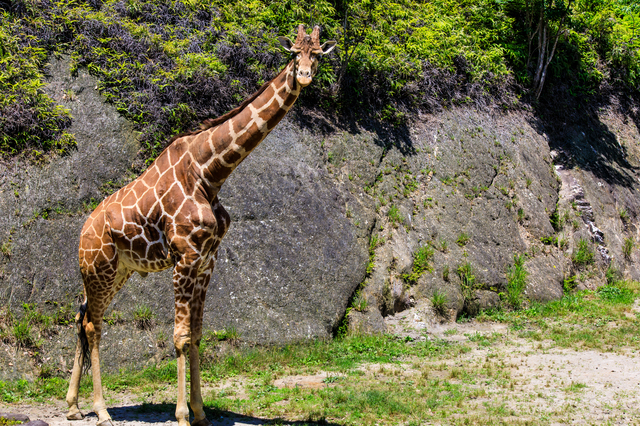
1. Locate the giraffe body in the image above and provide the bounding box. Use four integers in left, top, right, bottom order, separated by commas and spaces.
65, 25, 336, 426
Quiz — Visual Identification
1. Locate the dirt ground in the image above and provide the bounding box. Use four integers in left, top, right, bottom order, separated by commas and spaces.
2, 316, 640, 426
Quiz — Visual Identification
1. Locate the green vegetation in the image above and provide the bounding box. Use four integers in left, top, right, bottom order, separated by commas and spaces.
442, 264, 450, 281
366, 234, 383, 275
623, 236, 635, 260
133, 304, 155, 330
506, 253, 528, 309
456, 232, 470, 247
479, 278, 640, 351
0, 240, 11, 257
352, 292, 369, 313
431, 290, 449, 317
0, 303, 75, 352
457, 262, 479, 311
437, 238, 449, 253
572, 238, 594, 266
2, 0, 640, 159
402, 245, 434, 284
387, 205, 403, 227
549, 208, 562, 231
619, 207, 629, 222
563, 275, 578, 293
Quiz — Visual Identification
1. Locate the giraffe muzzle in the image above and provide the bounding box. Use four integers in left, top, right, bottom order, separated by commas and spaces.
296, 69, 313, 87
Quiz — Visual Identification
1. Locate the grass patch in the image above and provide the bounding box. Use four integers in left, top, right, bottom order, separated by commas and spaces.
456, 232, 470, 247
457, 262, 477, 304
402, 245, 434, 284
431, 290, 448, 317
133, 304, 155, 330
572, 238, 594, 266
623, 236, 635, 260
506, 253, 528, 310
480, 279, 640, 351
387, 205, 403, 228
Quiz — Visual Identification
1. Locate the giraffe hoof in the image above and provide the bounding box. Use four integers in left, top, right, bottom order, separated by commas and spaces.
191, 419, 211, 426
66, 412, 84, 421
97, 420, 114, 426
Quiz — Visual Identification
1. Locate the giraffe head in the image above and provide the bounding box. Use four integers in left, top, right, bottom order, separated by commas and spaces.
278, 24, 336, 87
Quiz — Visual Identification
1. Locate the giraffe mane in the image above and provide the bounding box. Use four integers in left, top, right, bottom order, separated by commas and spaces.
167, 68, 285, 144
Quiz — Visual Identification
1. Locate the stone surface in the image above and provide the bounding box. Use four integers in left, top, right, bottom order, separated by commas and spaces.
0, 413, 30, 423
2, 55, 640, 376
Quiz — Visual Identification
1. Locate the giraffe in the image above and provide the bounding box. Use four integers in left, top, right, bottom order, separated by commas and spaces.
65, 24, 336, 426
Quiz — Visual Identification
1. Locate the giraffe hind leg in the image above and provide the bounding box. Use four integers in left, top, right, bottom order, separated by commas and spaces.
68, 262, 132, 426
66, 302, 89, 420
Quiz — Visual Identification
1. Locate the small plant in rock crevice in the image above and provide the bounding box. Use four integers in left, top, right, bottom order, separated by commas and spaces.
403, 245, 434, 284
442, 264, 450, 282
431, 290, 449, 317
457, 262, 478, 311
133, 305, 155, 330
352, 292, 369, 313
619, 207, 629, 223
506, 254, 528, 310
563, 275, 577, 293
387, 205, 403, 228
549, 207, 563, 231
605, 265, 622, 285
572, 238, 594, 266
456, 232, 470, 247
366, 234, 383, 275
623, 236, 634, 260
0, 241, 11, 257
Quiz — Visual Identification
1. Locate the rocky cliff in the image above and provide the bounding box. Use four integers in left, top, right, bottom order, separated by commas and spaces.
1, 56, 639, 378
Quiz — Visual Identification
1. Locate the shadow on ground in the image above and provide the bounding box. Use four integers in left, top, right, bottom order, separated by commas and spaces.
87, 403, 340, 426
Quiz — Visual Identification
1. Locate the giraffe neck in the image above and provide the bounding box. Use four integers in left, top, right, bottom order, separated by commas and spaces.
192, 61, 300, 192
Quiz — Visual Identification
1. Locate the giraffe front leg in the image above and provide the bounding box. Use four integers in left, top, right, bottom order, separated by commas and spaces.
86, 321, 112, 426
173, 253, 201, 426
174, 304, 191, 426
189, 258, 214, 426
174, 335, 190, 426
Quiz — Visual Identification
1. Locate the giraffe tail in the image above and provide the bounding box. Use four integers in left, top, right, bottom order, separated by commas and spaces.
76, 300, 91, 373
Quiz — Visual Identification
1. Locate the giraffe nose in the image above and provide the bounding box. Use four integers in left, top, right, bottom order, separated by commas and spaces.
296, 68, 313, 86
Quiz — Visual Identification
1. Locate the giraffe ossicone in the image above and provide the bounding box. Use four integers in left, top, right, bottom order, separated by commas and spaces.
65, 24, 336, 426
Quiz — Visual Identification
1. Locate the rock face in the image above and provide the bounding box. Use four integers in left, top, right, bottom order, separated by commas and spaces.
2, 57, 640, 376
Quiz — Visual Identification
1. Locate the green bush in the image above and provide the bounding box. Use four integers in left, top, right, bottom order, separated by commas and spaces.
1, 0, 639, 160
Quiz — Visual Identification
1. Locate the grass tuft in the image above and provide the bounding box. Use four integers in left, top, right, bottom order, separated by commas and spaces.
403, 245, 434, 284
133, 305, 155, 330
506, 254, 528, 310
572, 238, 594, 266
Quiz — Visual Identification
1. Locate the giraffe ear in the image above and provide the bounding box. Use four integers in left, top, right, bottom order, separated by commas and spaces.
278, 36, 295, 52
320, 40, 337, 55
